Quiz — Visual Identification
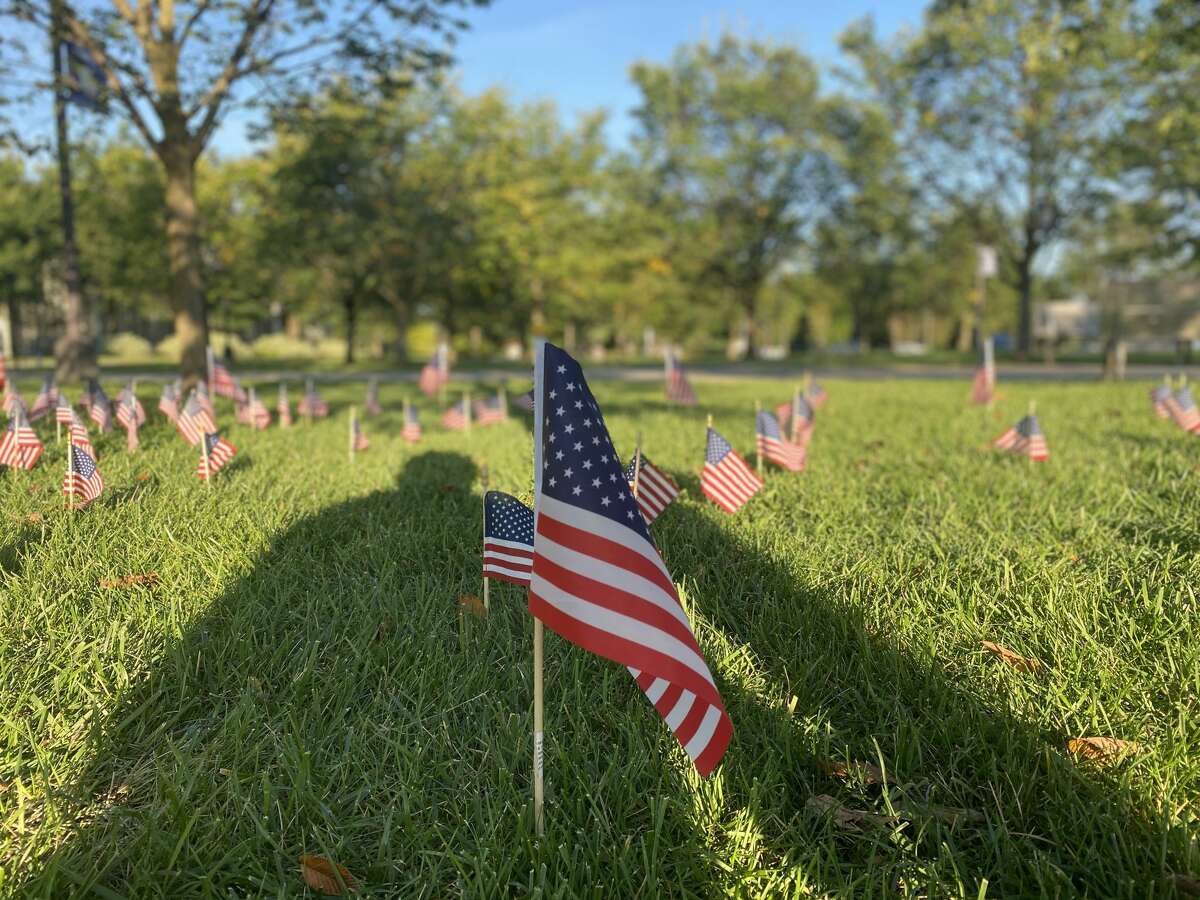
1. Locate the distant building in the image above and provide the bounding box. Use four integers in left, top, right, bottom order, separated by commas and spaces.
1033, 295, 1101, 343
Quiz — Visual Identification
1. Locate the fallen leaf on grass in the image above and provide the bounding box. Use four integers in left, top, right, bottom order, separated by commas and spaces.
1067, 737, 1142, 764
299, 855, 359, 895
1168, 874, 1200, 897
807, 794, 901, 832
456, 594, 487, 617
25, 512, 43, 524
99, 573, 160, 590
981, 640, 1043, 673
819, 759, 895, 786
854, 460, 870, 472
134, 471, 152, 481
373, 618, 395, 642
27, 483, 41, 494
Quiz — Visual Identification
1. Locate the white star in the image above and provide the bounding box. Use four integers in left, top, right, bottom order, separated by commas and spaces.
564, 467, 573, 478
566, 382, 576, 391
564, 424, 574, 434
548, 432, 556, 443
572, 485, 582, 495
582, 459, 592, 470
601, 496, 610, 506
574, 442, 583, 451
574, 400, 583, 409
591, 477, 601, 488
626, 510, 635, 519
549, 477, 557, 487
583, 419, 592, 428
556, 406, 565, 416
592, 436, 600, 445
549, 389, 557, 399
557, 365, 566, 373
555, 450, 564, 460
609, 473, 618, 482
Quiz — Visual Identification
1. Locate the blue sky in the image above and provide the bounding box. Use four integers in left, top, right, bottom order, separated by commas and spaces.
212, 0, 928, 156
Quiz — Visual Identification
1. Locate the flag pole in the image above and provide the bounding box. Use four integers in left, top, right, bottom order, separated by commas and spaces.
201, 432, 211, 488
481, 463, 490, 611
465, 389, 472, 434
707, 413, 713, 430
305, 379, 313, 427
348, 406, 356, 464
790, 386, 800, 443
754, 400, 763, 476
64, 438, 72, 510
632, 432, 642, 498
533, 616, 544, 836
499, 385, 508, 422
206, 346, 214, 393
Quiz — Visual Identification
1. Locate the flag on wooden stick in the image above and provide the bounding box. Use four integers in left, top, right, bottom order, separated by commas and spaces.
970, 338, 995, 405
196, 431, 237, 479
297, 382, 329, 419
115, 383, 146, 451
83, 379, 114, 432
3, 385, 23, 416
0, 405, 43, 469
418, 343, 450, 397
402, 402, 422, 442
1165, 383, 1200, 433
442, 396, 470, 431
994, 413, 1049, 461
1150, 383, 1171, 420
530, 341, 733, 776
664, 350, 698, 405
365, 379, 383, 416
473, 389, 507, 425
29, 377, 57, 421
63, 444, 103, 506
483, 490, 534, 586
277, 382, 292, 428
702, 425, 763, 513
623, 451, 680, 525
176, 391, 215, 446
755, 409, 806, 472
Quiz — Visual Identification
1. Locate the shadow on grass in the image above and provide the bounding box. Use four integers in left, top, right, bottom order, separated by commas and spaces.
15, 451, 1190, 897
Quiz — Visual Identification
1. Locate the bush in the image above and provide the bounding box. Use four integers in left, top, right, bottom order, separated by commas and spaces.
103, 332, 157, 361
155, 330, 252, 360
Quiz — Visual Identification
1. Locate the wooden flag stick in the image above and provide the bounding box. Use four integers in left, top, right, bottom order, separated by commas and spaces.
348, 406, 356, 464
201, 432, 211, 488
481, 463, 490, 611
706, 413, 713, 429
533, 616, 545, 836
56, 418, 61, 443
632, 432, 642, 499
64, 439, 73, 510
499, 385, 508, 421
791, 386, 800, 443
754, 400, 763, 476
305, 379, 314, 426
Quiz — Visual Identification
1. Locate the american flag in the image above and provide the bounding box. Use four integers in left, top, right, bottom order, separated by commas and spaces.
701, 427, 763, 514
210, 357, 246, 401
755, 409, 806, 472
1150, 384, 1171, 420
352, 416, 369, 451
68, 409, 96, 459
55, 393, 75, 425
473, 390, 507, 426
807, 381, 829, 409
418, 343, 450, 396
775, 392, 815, 445
530, 341, 732, 776
29, 377, 56, 421
402, 404, 422, 442
970, 367, 994, 405
277, 382, 292, 427
196, 430, 237, 479
86, 379, 113, 432
158, 381, 179, 422
3, 385, 23, 416
115, 384, 146, 451
515, 388, 535, 412
0, 405, 43, 470
243, 391, 271, 430
1166, 385, 1200, 433
63, 444, 104, 505
176, 391, 215, 446
365, 379, 383, 416
623, 452, 680, 525
994, 414, 1049, 461
483, 490, 534, 586
441, 396, 470, 430
195, 380, 215, 417
297, 382, 329, 418
664, 351, 698, 405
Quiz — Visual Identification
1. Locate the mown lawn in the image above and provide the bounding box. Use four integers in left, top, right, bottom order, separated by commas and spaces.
1, 375, 1197, 898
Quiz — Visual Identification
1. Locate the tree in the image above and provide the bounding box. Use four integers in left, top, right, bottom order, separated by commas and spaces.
3, 0, 484, 379
851, 1, 1137, 355
628, 35, 835, 356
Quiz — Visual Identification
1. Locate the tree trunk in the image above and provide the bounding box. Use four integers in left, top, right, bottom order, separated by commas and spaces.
1016, 251, 1034, 358
50, 0, 97, 382
343, 290, 357, 364
162, 144, 208, 383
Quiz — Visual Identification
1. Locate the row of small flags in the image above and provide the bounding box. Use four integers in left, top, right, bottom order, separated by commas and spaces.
1151, 376, 1200, 433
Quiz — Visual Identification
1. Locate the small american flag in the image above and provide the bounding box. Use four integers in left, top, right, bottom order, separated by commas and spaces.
530, 341, 732, 776
365, 379, 383, 416
970, 339, 995, 405
68, 409, 96, 459
441, 396, 470, 431
352, 416, 369, 451
0, 405, 43, 470
176, 391, 215, 446
115, 383, 146, 451
158, 381, 179, 422
3, 385, 23, 415
473, 390, 507, 426
63, 444, 104, 505
807, 381, 829, 409
994, 414, 1049, 461
86, 379, 113, 432
702, 427, 763, 513
664, 351, 698, 405
195, 380, 215, 417
237, 389, 271, 430
196, 430, 237, 479
483, 490, 534, 586
211, 358, 245, 401
1166, 385, 1200, 433
755, 409, 806, 472
55, 393, 75, 425
623, 452, 680, 525
775, 392, 815, 445
402, 404, 422, 442
29, 377, 57, 421
277, 382, 292, 427
418, 343, 450, 396
1150, 385, 1171, 419
515, 388, 535, 412
297, 382, 329, 418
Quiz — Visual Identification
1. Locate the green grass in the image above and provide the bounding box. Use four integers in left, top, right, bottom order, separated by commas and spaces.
1, 375, 1197, 898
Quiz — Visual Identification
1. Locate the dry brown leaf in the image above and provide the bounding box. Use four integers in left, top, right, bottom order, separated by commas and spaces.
806, 794, 900, 832
1168, 874, 1200, 897
26, 512, 43, 524
135, 471, 152, 481
981, 640, 1043, 673
818, 759, 895, 786
99, 573, 160, 590
299, 855, 359, 895
854, 460, 870, 472
27, 483, 41, 493
456, 594, 487, 617
1067, 737, 1142, 763
373, 618, 395, 642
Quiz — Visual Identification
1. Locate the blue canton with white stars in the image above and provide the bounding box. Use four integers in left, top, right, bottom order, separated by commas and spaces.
541, 343, 650, 540
705, 428, 734, 464
485, 491, 534, 547
205, 431, 222, 452
71, 445, 97, 477
756, 411, 783, 440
